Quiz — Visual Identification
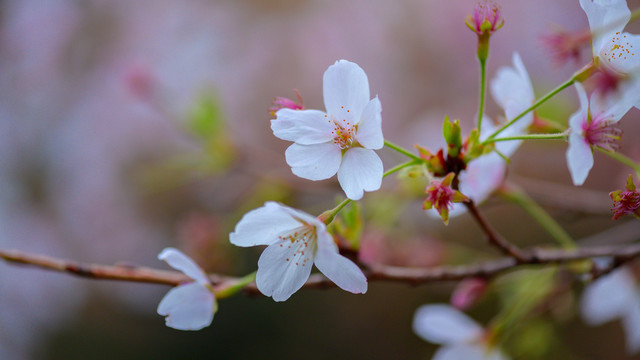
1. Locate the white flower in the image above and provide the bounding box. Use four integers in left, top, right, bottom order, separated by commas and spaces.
271, 60, 384, 200
581, 0, 637, 73
440, 52, 534, 218
581, 0, 640, 108
229, 201, 368, 301
581, 268, 640, 353
413, 304, 509, 360
565, 82, 638, 185
157, 248, 216, 331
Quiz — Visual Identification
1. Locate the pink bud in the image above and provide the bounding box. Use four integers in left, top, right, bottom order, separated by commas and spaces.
466, 1, 504, 36
451, 277, 488, 310
269, 89, 305, 117
123, 63, 155, 100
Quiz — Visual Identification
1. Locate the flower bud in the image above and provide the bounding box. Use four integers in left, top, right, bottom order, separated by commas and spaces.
465, 1, 504, 36
443, 117, 462, 158
269, 89, 305, 117
610, 175, 640, 220
451, 277, 489, 310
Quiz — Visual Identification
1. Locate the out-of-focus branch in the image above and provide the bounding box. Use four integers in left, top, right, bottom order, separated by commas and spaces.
464, 200, 529, 262
2, 243, 640, 295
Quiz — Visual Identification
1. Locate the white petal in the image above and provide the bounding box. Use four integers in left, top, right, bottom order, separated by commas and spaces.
599, 33, 640, 75
490, 53, 534, 118
566, 85, 588, 134
277, 204, 326, 229
158, 248, 209, 285
337, 148, 383, 200
256, 239, 314, 302
314, 231, 367, 294
271, 109, 334, 145
566, 132, 593, 186
323, 60, 370, 122
230, 202, 302, 247
433, 345, 506, 360
412, 304, 483, 345
356, 97, 384, 150
594, 77, 640, 122
157, 282, 216, 331
623, 301, 640, 354
285, 142, 342, 181
580, 0, 630, 55
458, 154, 506, 204
580, 268, 637, 325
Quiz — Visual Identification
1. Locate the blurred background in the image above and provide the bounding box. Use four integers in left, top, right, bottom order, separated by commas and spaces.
2, 0, 640, 359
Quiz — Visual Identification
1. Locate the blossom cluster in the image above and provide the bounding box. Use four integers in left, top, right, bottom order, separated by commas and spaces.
146, 1, 640, 360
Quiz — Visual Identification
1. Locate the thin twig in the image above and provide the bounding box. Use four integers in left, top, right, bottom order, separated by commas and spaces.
464, 200, 530, 262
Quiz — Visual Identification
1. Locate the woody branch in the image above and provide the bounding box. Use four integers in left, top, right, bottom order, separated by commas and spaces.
2, 242, 639, 295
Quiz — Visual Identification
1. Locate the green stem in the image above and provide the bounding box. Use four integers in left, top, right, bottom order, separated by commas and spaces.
485, 132, 568, 143
384, 140, 422, 161
318, 160, 419, 226
596, 147, 640, 176
383, 160, 420, 178
478, 57, 487, 133
500, 189, 575, 249
484, 77, 576, 143
215, 271, 256, 299
318, 198, 352, 225
633, 8, 640, 22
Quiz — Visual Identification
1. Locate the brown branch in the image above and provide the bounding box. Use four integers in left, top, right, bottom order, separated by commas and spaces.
2, 243, 640, 295
464, 200, 530, 262
0, 249, 227, 286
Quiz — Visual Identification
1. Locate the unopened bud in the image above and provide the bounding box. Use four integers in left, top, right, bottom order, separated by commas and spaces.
465, 1, 504, 36
451, 277, 489, 310
269, 89, 305, 117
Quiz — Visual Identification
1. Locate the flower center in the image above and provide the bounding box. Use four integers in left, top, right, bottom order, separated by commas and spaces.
426, 182, 456, 212
277, 224, 317, 267
329, 108, 357, 149
612, 191, 640, 220
601, 32, 636, 72
582, 115, 622, 151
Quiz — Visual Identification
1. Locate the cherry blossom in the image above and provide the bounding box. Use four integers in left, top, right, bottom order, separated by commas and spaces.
413, 304, 509, 360
541, 28, 592, 65
230, 201, 367, 301
271, 60, 384, 200
565, 82, 638, 185
157, 248, 216, 331
580, 0, 640, 107
581, 268, 640, 353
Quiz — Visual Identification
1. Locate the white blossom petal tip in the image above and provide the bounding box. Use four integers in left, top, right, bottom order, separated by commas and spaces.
413, 304, 483, 345
157, 248, 216, 330
158, 247, 209, 285
157, 282, 216, 331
